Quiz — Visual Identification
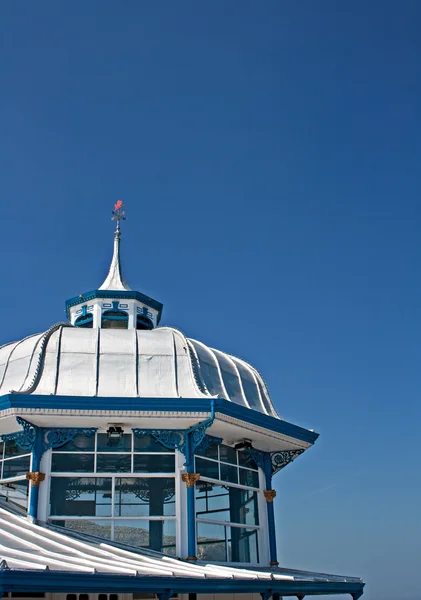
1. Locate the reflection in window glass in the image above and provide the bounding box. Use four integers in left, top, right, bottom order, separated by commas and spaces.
195, 457, 219, 480
51, 454, 94, 473
0, 479, 29, 514
96, 454, 131, 473
239, 468, 259, 488
227, 527, 259, 563
4, 440, 29, 459
2, 455, 31, 479
197, 522, 226, 561
54, 433, 95, 452
219, 445, 237, 465
97, 433, 132, 453
196, 482, 258, 527
51, 519, 112, 539
114, 478, 175, 517
220, 463, 238, 485
133, 434, 168, 453
49, 477, 112, 517
114, 519, 176, 555
133, 454, 175, 473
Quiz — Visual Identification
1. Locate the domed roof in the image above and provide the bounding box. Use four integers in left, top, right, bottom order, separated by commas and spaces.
0, 325, 278, 418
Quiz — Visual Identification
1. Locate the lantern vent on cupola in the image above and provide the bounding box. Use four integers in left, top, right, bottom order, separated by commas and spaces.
65, 201, 163, 330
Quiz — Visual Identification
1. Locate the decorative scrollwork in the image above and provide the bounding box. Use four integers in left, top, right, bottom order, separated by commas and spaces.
133, 429, 186, 453
247, 447, 305, 478
44, 427, 97, 451
271, 449, 305, 475
0, 417, 38, 452
196, 434, 223, 454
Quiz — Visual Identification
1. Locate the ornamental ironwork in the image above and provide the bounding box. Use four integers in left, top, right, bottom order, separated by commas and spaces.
248, 447, 305, 479
271, 449, 305, 475
133, 429, 186, 453
196, 434, 223, 453
0, 417, 38, 452
44, 427, 96, 451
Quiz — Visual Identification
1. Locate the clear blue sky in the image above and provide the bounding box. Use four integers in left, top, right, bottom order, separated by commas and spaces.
1, 2, 420, 599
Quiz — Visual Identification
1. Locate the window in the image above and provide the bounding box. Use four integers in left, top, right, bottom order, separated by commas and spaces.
101, 310, 128, 329
49, 432, 176, 555
74, 313, 93, 328
0, 440, 31, 515
195, 443, 260, 563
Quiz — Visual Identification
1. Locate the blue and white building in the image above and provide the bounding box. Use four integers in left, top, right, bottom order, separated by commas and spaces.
0, 206, 364, 600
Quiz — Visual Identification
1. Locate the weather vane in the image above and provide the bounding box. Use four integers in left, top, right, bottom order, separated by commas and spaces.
111, 199, 126, 233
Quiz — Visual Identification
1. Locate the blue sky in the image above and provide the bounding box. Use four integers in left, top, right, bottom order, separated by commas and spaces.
1, 2, 421, 599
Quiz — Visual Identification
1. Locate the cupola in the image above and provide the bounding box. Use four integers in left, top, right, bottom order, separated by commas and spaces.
65, 201, 163, 330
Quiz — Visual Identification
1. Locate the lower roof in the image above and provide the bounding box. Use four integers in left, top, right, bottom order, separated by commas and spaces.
0, 504, 364, 598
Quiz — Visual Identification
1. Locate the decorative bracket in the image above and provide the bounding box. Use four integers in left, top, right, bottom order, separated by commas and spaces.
249, 447, 305, 482
263, 489, 277, 503
26, 471, 46, 487
181, 473, 200, 487
0, 417, 38, 452
133, 429, 186, 454
43, 428, 97, 452
270, 449, 305, 475
0, 419, 97, 456
132, 416, 219, 460
195, 433, 223, 454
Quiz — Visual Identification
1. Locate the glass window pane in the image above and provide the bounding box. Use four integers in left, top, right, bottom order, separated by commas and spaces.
220, 463, 238, 485
2, 455, 30, 478
52, 432, 95, 452
114, 519, 176, 555
195, 457, 219, 480
96, 454, 131, 473
97, 433, 131, 452
4, 440, 29, 458
133, 434, 172, 453
228, 527, 259, 563
196, 482, 230, 523
0, 479, 29, 514
50, 519, 112, 539
238, 452, 258, 470
197, 522, 226, 561
195, 437, 218, 460
227, 488, 259, 526
0, 441, 4, 456
51, 454, 94, 473
219, 445, 237, 466
239, 468, 259, 488
133, 455, 175, 473
114, 478, 175, 517
49, 477, 112, 517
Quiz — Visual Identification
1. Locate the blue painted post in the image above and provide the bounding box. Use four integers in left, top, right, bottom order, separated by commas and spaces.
182, 431, 200, 561
27, 428, 44, 520
263, 453, 278, 566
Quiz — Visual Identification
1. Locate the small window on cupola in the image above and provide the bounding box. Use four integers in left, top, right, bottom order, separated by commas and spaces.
102, 309, 128, 329
74, 306, 93, 328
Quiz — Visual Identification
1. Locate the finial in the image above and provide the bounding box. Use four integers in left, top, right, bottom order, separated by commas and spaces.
112, 199, 126, 234
99, 200, 131, 291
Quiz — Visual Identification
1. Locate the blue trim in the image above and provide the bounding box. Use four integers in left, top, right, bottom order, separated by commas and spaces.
65, 289, 163, 323
0, 569, 365, 596
28, 428, 44, 519
0, 396, 318, 445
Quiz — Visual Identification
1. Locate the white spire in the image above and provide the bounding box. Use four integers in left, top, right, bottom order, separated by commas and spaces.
99, 200, 131, 291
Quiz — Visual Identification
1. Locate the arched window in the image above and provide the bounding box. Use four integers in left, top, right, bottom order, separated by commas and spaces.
101, 310, 128, 329
136, 314, 153, 330
74, 313, 93, 328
